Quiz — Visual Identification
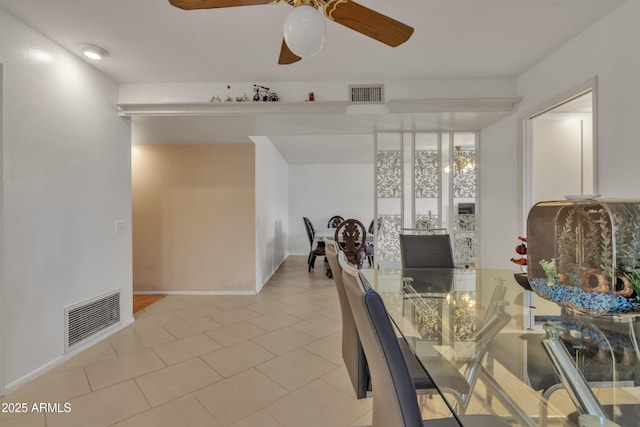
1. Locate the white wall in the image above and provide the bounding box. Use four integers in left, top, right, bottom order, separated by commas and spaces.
0, 63, 4, 395
519, 1, 640, 197
532, 118, 583, 202
289, 163, 374, 255
480, 0, 637, 268
0, 9, 133, 391
254, 136, 289, 291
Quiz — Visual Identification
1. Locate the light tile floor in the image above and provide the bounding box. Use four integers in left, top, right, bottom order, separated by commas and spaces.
2, 256, 625, 427
0, 257, 374, 427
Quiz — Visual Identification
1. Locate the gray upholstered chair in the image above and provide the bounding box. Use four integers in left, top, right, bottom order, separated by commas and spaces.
327, 240, 442, 399
399, 233, 455, 269
325, 239, 370, 398
341, 263, 512, 427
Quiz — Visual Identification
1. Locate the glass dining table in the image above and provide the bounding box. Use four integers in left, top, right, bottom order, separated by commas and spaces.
359, 267, 640, 427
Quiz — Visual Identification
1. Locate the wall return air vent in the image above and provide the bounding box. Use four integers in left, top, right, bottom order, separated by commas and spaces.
64, 290, 120, 352
349, 84, 384, 104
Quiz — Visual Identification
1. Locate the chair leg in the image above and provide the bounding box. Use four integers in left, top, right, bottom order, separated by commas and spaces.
309, 254, 316, 271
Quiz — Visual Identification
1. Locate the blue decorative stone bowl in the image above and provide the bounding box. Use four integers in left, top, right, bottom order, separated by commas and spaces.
530, 278, 640, 315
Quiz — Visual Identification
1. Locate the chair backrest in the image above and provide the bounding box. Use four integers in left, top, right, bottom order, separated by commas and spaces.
326, 240, 369, 398
327, 215, 344, 228
303, 217, 315, 247
341, 263, 423, 427
399, 233, 455, 269
334, 219, 367, 267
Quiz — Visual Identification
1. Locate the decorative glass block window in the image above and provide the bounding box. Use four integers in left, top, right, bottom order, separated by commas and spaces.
374, 131, 479, 267
375, 132, 403, 265
414, 150, 439, 198
451, 133, 478, 265
376, 150, 402, 198
453, 147, 476, 199
377, 214, 402, 264
415, 213, 439, 230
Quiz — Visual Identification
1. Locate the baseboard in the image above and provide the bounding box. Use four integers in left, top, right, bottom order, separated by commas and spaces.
3, 318, 135, 396
133, 290, 257, 296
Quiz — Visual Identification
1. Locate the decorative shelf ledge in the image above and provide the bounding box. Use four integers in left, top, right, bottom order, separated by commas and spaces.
117, 98, 521, 117
117, 101, 349, 116
386, 98, 521, 113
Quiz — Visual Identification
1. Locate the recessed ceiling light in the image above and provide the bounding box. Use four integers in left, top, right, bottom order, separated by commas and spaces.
81, 45, 108, 60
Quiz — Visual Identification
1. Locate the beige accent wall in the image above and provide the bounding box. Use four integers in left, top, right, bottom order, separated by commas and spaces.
132, 144, 256, 293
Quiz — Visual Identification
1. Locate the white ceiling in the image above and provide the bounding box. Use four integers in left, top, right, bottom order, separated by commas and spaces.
0, 0, 625, 163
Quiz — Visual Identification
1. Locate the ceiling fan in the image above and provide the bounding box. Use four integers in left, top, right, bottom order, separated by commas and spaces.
168, 0, 414, 65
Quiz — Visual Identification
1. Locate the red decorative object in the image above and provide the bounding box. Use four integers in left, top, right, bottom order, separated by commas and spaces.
510, 237, 528, 266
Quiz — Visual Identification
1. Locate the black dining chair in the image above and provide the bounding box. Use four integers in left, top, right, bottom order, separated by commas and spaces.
303, 217, 325, 272
341, 264, 512, 427
327, 215, 344, 228
399, 232, 455, 269
326, 239, 447, 400
334, 218, 367, 268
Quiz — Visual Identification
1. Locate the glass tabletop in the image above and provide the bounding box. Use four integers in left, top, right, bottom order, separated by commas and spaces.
359, 267, 640, 427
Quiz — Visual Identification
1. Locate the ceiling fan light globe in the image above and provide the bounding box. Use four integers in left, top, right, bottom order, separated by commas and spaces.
283, 5, 326, 57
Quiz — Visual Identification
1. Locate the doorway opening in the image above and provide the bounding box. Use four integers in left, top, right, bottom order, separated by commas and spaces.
521, 77, 597, 214
518, 77, 598, 328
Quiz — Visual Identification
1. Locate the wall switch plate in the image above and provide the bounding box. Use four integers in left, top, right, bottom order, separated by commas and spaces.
114, 220, 126, 234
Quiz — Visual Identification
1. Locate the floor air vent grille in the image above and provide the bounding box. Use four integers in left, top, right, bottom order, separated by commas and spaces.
349, 84, 384, 104
65, 290, 120, 352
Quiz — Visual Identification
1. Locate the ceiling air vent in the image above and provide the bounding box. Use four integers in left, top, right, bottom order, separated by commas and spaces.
65, 290, 120, 352
349, 84, 384, 104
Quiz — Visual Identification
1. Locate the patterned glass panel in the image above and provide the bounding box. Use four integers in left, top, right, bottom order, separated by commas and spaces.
377, 214, 401, 263
453, 150, 476, 198
452, 214, 477, 265
414, 150, 439, 198
375, 132, 478, 269
415, 213, 440, 230
377, 151, 402, 198
413, 298, 442, 341
453, 291, 476, 342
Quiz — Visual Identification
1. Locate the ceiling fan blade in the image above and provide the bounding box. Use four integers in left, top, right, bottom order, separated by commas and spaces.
324, 0, 413, 47
278, 39, 302, 65
168, 0, 273, 10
